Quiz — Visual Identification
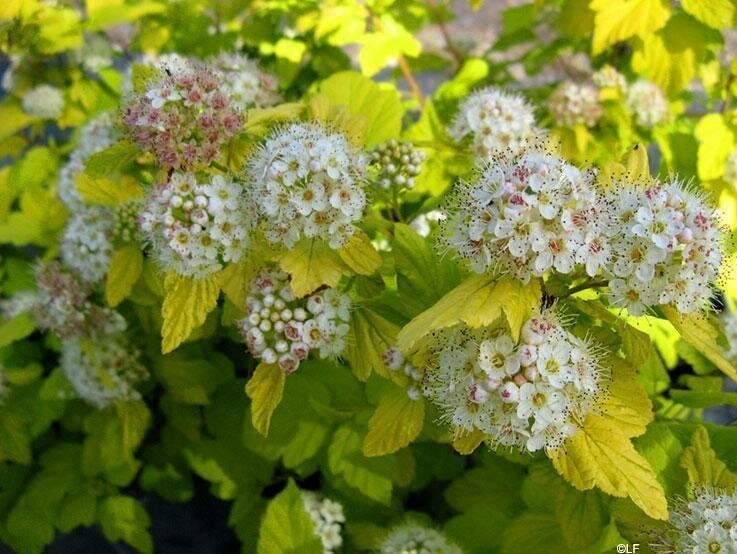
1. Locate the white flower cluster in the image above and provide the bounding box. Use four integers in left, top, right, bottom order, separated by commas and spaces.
60, 333, 148, 409
724, 151, 737, 188
61, 206, 114, 283
246, 122, 367, 249
442, 150, 724, 315
422, 312, 607, 452
547, 81, 603, 128
380, 522, 462, 554
654, 487, 737, 554
626, 80, 668, 128
302, 491, 345, 553
449, 86, 540, 161
592, 65, 627, 91
383, 347, 424, 400
58, 112, 120, 209
370, 140, 425, 190
140, 172, 252, 278
208, 52, 280, 110
236, 268, 351, 374
22, 84, 65, 119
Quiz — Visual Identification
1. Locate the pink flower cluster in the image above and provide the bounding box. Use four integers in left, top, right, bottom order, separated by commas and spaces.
122, 59, 242, 169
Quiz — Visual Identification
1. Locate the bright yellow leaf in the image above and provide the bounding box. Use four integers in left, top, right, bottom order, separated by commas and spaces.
75, 173, 144, 206
363, 385, 424, 456
590, 0, 670, 55
344, 306, 400, 381
279, 238, 349, 297
452, 429, 485, 455
338, 231, 381, 276
106, 246, 143, 307
161, 272, 221, 353
246, 362, 286, 437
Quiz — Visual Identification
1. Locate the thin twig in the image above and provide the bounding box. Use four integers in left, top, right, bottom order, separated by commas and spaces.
426, 0, 464, 66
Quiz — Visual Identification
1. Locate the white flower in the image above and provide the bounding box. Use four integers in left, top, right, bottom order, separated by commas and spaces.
626, 80, 668, 127
140, 172, 253, 278
61, 206, 115, 283
237, 268, 351, 374
449, 86, 541, 161
246, 122, 367, 249
208, 52, 280, 110
547, 81, 603, 128
22, 84, 65, 119
301, 491, 345, 553
60, 331, 148, 409
380, 522, 462, 554
478, 335, 519, 377
535, 342, 574, 388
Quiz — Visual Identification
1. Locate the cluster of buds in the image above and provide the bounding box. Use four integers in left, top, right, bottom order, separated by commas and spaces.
61, 206, 115, 283
22, 84, 64, 119
422, 310, 607, 452
592, 65, 627, 91
139, 172, 252, 278
380, 522, 462, 554
653, 487, 737, 553
236, 268, 351, 374
60, 334, 148, 409
58, 112, 120, 210
442, 149, 724, 315
301, 492, 345, 552
208, 52, 280, 110
547, 81, 603, 128
449, 86, 540, 161
122, 57, 242, 169
113, 200, 143, 244
626, 79, 668, 127
246, 122, 367, 249
369, 140, 425, 191
382, 347, 424, 401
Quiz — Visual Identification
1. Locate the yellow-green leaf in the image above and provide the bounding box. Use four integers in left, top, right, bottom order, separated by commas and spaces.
662, 306, 737, 382
680, 426, 737, 489
76, 173, 145, 206
338, 231, 381, 276
625, 144, 651, 183
161, 272, 221, 353
106, 246, 143, 307
397, 275, 541, 352
246, 362, 286, 437
344, 306, 400, 381
550, 414, 668, 520
363, 385, 424, 456
590, 0, 670, 55
278, 239, 348, 297
694, 113, 735, 181
681, 0, 735, 30
452, 429, 485, 455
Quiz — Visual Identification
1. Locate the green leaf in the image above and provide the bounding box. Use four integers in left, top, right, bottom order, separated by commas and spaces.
154, 351, 234, 405
680, 426, 737, 489
161, 272, 221, 353
501, 512, 568, 554
0, 103, 36, 140
338, 230, 381, 276
106, 246, 143, 307
590, 0, 671, 54
662, 306, 737, 382
328, 424, 393, 504
681, 0, 735, 29
358, 14, 421, 77
344, 305, 400, 381
317, 71, 403, 147
245, 362, 286, 436
98, 495, 153, 554
282, 420, 329, 468
363, 384, 424, 456
0, 312, 36, 348
84, 140, 140, 179
0, 412, 31, 463
694, 113, 735, 181
670, 389, 737, 408
75, 172, 145, 206
257, 480, 322, 554
397, 275, 541, 352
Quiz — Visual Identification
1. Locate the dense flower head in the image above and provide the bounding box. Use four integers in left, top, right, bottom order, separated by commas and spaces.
440, 150, 602, 281
61, 206, 115, 283
302, 491, 345, 552
421, 310, 608, 452
246, 122, 367, 249
122, 57, 243, 169
653, 486, 737, 553
31, 262, 126, 339
626, 80, 668, 127
208, 52, 280, 110
60, 332, 148, 409
449, 86, 540, 160
139, 172, 252, 278
592, 65, 627, 91
724, 151, 737, 188
236, 267, 351, 374
114, 200, 143, 244
22, 84, 65, 119
58, 112, 121, 209
605, 180, 723, 315
380, 522, 462, 554
547, 81, 603, 128
369, 139, 425, 191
